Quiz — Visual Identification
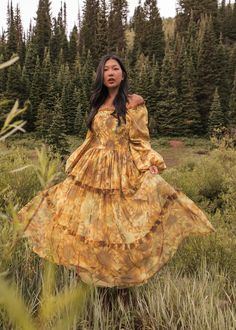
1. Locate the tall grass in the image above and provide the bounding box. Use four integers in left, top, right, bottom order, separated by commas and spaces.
0, 130, 235, 328
0, 145, 91, 329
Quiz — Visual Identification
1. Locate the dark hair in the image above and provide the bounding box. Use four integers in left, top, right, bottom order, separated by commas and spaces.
86, 53, 129, 130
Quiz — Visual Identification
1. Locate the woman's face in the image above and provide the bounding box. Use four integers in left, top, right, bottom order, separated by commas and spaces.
103, 58, 124, 90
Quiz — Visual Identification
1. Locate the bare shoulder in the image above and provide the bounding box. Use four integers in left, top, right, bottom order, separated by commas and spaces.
127, 94, 145, 109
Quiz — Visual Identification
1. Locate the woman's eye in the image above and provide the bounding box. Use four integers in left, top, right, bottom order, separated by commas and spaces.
104, 68, 119, 71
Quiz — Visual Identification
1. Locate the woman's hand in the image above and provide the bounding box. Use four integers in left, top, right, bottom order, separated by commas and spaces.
149, 165, 159, 174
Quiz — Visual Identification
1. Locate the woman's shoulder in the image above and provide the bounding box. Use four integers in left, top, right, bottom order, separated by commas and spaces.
126, 94, 145, 110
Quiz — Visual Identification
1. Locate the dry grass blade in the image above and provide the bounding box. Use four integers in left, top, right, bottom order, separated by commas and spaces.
33, 144, 60, 188
40, 278, 89, 329
9, 164, 34, 173
0, 277, 35, 330
0, 99, 28, 140
0, 56, 19, 70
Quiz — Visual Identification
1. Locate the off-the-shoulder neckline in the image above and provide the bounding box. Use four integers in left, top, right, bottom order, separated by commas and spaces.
98, 94, 145, 112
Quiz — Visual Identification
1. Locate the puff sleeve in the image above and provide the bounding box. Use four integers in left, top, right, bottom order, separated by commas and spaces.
65, 128, 94, 174
128, 104, 167, 173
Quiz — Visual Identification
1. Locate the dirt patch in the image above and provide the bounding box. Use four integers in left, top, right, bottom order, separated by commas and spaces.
169, 139, 185, 148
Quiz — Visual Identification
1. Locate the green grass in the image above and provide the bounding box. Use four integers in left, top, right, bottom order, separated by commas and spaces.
0, 134, 235, 329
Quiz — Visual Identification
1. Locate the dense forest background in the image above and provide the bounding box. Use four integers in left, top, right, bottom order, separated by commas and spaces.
0, 4, 236, 327
0, 0, 236, 149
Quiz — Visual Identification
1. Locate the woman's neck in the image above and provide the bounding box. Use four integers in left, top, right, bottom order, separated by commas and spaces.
104, 93, 117, 106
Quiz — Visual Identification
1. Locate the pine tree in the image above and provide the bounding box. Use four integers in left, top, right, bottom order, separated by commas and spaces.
143, 0, 165, 66
78, 86, 90, 138
78, 0, 100, 67
215, 36, 230, 126
186, 10, 198, 65
96, 0, 109, 65
176, 0, 218, 35
228, 43, 236, 89
43, 74, 57, 124
219, 0, 226, 39
68, 25, 79, 69
107, 0, 128, 54
49, 3, 68, 65
26, 48, 51, 124
71, 55, 83, 91
132, 53, 160, 134
229, 72, 236, 128
130, 0, 145, 64
133, 53, 152, 97
0, 54, 6, 93
56, 62, 70, 95
6, 61, 22, 99
21, 41, 37, 99
5, 1, 17, 59
50, 17, 62, 63
131, 0, 165, 67
46, 97, 69, 155
0, 33, 7, 92
35, 100, 50, 139
208, 87, 225, 133
148, 56, 161, 135
29, 56, 42, 130
14, 4, 24, 64
41, 48, 52, 99
196, 15, 218, 135
74, 96, 84, 135
227, 0, 236, 43
179, 47, 201, 136
33, 0, 52, 62
61, 81, 77, 134
233, 0, 236, 40
156, 47, 181, 136
80, 50, 94, 101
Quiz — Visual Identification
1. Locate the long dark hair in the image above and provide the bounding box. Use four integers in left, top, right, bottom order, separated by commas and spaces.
86, 54, 129, 130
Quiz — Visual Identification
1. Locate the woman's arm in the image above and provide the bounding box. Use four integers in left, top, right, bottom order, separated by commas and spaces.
128, 101, 167, 173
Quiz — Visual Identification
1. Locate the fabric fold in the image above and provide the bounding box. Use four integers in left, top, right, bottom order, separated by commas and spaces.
67, 146, 144, 197
128, 104, 167, 173
65, 129, 94, 175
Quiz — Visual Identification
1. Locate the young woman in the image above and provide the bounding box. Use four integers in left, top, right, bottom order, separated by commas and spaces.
17, 54, 215, 288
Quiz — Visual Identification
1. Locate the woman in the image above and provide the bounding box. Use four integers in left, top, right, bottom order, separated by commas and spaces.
17, 54, 215, 288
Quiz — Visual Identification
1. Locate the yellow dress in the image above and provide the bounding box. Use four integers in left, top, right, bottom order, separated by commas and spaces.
17, 94, 216, 288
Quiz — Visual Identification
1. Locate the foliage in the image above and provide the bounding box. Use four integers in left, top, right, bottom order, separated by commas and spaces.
0, 56, 28, 141
1, 1, 236, 138
0, 140, 235, 328
0, 142, 91, 329
210, 126, 236, 149
0, 262, 91, 330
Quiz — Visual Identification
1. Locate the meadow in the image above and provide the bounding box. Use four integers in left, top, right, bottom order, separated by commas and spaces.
0, 133, 235, 329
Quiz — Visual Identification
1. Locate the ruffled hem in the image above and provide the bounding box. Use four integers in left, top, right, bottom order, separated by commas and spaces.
19, 175, 215, 288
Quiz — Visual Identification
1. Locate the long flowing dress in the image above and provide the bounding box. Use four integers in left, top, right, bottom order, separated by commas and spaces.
17, 94, 216, 288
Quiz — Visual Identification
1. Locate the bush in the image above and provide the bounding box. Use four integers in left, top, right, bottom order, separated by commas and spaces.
0, 145, 40, 210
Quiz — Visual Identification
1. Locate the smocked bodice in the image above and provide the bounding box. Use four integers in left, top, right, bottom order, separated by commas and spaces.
91, 108, 130, 152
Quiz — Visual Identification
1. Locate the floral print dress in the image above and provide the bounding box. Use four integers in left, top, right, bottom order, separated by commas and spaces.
17, 94, 215, 288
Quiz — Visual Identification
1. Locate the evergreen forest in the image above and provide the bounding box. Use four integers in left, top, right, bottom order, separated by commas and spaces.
1, 0, 236, 153
0, 2, 236, 329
